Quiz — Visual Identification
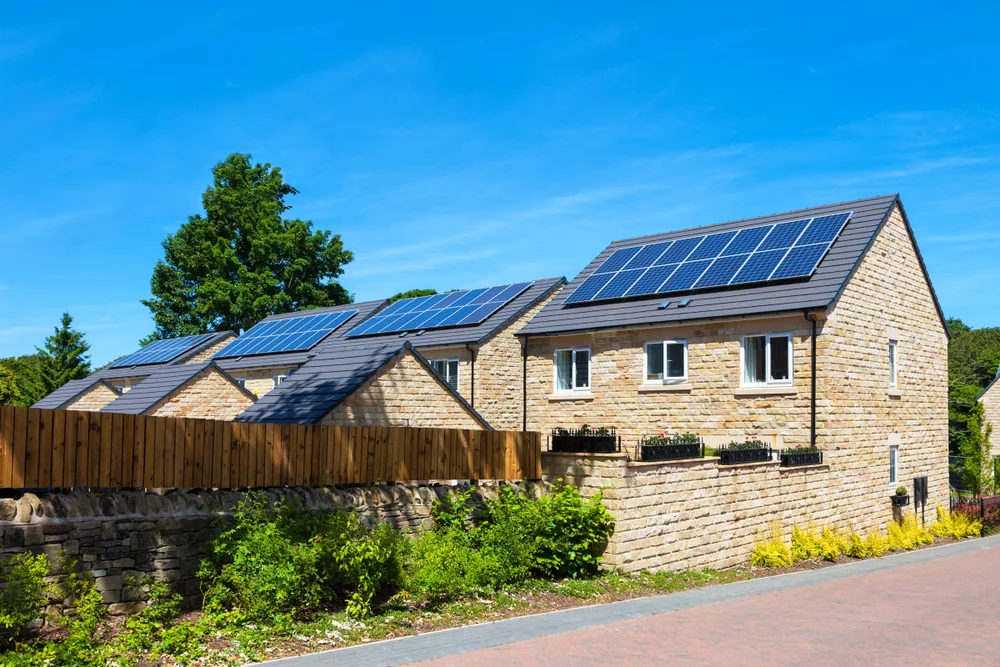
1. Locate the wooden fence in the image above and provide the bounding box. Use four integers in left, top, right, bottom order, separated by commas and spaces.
0, 407, 542, 491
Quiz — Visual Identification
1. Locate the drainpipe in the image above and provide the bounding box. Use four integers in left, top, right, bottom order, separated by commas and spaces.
803, 310, 818, 447
522, 336, 529, 432
465, 344, 477, 409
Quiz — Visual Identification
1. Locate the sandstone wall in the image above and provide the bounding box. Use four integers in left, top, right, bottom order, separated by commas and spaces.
181, 336, 235, 364
320, 351, 486, 429
65, 383, 120, 412
147, 368, 255, 420
979, 380, 1000, 446
231, 367, 299, 398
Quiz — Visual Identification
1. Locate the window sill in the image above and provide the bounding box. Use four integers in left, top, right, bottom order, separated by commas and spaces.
888, 389, 903, 399
734, 386, 798, 397
638, 383, 693, 393
548, 392, 595, 402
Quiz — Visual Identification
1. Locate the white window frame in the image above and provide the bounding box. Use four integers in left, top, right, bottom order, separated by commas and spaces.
643, 340, 688, 384
235, 378, 247, 389
889, 445, 898, 485
273, 374, 287, 388
554, 347, 591, 392
431, 358, 460, 392
740, 333, 793, 387
889, 340, 898, 388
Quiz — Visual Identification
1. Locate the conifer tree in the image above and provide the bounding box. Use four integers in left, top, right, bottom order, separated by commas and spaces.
35, 313, 91, 395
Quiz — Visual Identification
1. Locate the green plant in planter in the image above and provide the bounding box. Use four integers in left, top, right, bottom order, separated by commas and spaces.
554, 425, 615, 438
895, 486, 909, 496
645, 433, 699, 446
784, 445, 820, 454
725, 439, 769, 451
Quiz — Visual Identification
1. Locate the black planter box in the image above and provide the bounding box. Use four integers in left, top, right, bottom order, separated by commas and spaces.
640, 442, 703, 461
717, 448, 772, 465
550, 435, 618, 453
780, 450, 823, 467
891, 494, 910, 507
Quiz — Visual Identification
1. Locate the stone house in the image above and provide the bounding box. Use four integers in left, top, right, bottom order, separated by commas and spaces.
235, 340, 490, 429
519, 194, 949, 559
978, 369, 1000, 440
99, 362, 257, 420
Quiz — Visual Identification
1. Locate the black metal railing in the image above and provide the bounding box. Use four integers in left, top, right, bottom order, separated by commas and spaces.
779, 449, 823, 467
950, 494, 1000, 536
548, 427, 620, 453
635, 436, 705, 462
716, 444, 773, 465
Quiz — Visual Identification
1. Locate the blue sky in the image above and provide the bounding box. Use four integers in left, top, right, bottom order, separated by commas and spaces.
2, 2, 999, 366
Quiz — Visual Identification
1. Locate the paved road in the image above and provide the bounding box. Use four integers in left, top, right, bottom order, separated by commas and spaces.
263, 535, 1000, 667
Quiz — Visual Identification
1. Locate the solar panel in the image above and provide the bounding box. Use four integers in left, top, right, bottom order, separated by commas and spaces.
347, 282, 533, 337
563, 211, 851, 305
109, 333, 218, 368
214, 310, 359, 358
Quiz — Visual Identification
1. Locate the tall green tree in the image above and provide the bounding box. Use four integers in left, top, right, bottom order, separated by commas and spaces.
0, 355, 43, 406
960, 401, 995, 495
34, 313, 91, 396
142, 153, 354, 339
389, 288, 437, 303
0, 366, 22, 406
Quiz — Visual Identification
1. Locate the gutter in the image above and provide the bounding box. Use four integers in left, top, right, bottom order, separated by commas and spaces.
465, 344, 477, 408
803, 310, 818, 447
522, 335, 529, 432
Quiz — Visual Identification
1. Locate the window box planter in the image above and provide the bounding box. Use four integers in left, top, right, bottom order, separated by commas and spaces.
780, 448, 823, 467
891, 492, 910, 507
638, 435, 704, 461
549, 427, 619, 454
717, 440, 772, 465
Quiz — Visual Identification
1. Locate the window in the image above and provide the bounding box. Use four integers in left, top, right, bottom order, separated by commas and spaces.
741, 334, 792, 386
431, 359, 460, 391
889, 340, 898, 388
555, 347, 590, 392
235, 378, 247, 389
645, 340, 688, 383
273, 375, 287, 388
889, 445, 898, 484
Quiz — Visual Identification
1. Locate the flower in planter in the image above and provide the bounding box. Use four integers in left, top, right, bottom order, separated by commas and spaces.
725, 439, 769, 451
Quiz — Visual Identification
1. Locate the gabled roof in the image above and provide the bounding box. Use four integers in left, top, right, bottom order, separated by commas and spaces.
519, 195, 941, 336
350, 277, 565, 349
98, 331, 236, 375
100, 361, 254, 415
978, 367, 1000, 401
214, 300, 388, 372
235, 339, 491, 427
32, 378, 121, 409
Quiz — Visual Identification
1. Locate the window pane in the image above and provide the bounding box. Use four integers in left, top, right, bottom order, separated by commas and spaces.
744, 336, 766, 384
666, 342, 685, 379
447, 360, 459, 391
769, 335, 790, 382
574, 350, 590, 389
889, 341, 897, 386
646, 343, 664, 381
889, 446, 897, 483
432, 360, 445, 377
555, 350, 573, 391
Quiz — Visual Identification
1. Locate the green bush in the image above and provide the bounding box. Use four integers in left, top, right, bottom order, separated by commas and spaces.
199, 493, 405, 622
929, 506, 982, 539
0, 552, 50, 637
749, 522, 792, 567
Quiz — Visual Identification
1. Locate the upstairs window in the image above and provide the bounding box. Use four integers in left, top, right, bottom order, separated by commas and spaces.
235, 378, 247, 389
555, 348, 590, 392
742, 334, 792, 386
645, 340, 688, 383
273, 375, 287, 387
431, 359, 460, 391
889, 340, 898, 388
889, 445, 898, 484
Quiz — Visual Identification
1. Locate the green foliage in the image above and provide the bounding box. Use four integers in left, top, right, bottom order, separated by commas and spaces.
724, 439, 769, 451
389, 288, 438, 303
790, 523, 820, 561
928, 506, 982, 539
816, 527, 849, 561
895, 486, 909, 496
33, 313, 91, 397
142, 153, 354, 340
749, 522, 792, 567
0, 366, 23, 406
958, 401, 995, 495
552, 425, 615, 437
886, 515, 934, 551
407, 484, 614, 602
784, 445, 820, 454
0, 356, 44, 407
199, 493, 404, 622
0, 553, 50, 636
947, 318, 1000, 454
645, 433, 699, 445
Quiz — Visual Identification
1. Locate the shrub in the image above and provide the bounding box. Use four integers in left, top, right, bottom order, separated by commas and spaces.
199, 493, 405, 622
817, 527, 849, 561
886, 515, 934, 551
895, 486, 908, 496
528, 483, 614, 578
929, 506, 982, 539
863, 530, 889, 557
749, 522, 792, 567
724, 439, 769, 451
645, 433, 700, 446
0, 552, 50, 637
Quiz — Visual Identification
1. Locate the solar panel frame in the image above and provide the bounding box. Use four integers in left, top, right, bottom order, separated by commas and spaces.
562, 211, 853, 305
214, 309, 359, 359
109, 333, 218, 368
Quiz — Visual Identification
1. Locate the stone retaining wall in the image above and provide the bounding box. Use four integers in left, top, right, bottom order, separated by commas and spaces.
0, 483, 515, 618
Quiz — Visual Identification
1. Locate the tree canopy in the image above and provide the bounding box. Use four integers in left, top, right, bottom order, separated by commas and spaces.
948, 317, 1000, 455
0, 355, 43, 407
389, 289, 437, 303
142, 153, 354, 340
34, 313, 91, 397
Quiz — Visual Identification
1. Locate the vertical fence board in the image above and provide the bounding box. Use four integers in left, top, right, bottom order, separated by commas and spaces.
51, 410, 66, 488
0, 407, 13, 488
155, 419, 169, 488
195, 422, 208, 489
120, 415, 134, 488
37, 409, 53, 489
254, 423, 266, 488
63, 411, 78, 489
24, 408, 40, 488
302, 425, 314, 486
87, 414, 102, 487
212, 421, 224, 489
107, 413, 123, 488
131, 417, 144, 488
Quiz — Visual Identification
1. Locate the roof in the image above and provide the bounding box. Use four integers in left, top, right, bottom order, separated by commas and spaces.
978, 367, 1000, 401
214, 300, 388, 372
351, 278, 565, 349
100, 361, 254, 415
519, 195, 944, 336
235, 339, 491, 427
32, 378, 121, 409
101, 331, 235, 373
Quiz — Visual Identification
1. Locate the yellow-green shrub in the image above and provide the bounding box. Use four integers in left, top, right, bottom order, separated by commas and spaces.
928, 506, 981, 539
790, 524, 820, 561
887, 515, 934, 551
817, 527, 849, 561
749, 522, 792, 567
863, 530, 889, 557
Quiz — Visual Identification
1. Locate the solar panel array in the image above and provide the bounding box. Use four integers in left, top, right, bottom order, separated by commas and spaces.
109, 333, 218, 368
214, 310, 359, 358
564, 212, 851, 305
347, 282, 533, 337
